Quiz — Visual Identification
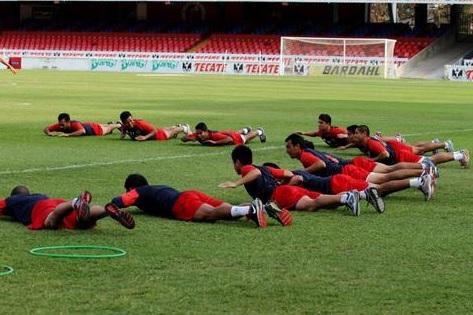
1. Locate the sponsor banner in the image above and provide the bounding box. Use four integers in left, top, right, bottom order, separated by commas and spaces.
309, 64, 384, 77
446, 65, 473, 81
463, 59, 473, 67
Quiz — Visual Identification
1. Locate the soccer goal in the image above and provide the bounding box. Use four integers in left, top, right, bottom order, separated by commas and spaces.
280, 37, 397, 79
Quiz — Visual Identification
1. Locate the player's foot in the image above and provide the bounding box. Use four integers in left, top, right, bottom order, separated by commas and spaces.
365, 187, 385, 213
429, 165, 440, 179
394, 132, 406, 143
180, 123, 191, 135
264, 202, 292, 226
419, 174, 433, 201
345, 191, 360, 216
241, 126, 252, 135
445, 140, 454, 153
460, 149, 470, 168
73, 191, 92, 221
257, 127, 266, 143
105, 203, 135, 229
247, 198, 267, 228
432, 138, 440, 154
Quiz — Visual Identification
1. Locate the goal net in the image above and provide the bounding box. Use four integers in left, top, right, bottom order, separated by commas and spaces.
280, 37, 397, 79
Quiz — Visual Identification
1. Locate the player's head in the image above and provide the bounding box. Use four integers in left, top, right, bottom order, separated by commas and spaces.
124, 174, 149, 192
231, 145, 253, 174
285, 133, 308, 158
120, 111, 134, 128
195, 122, 209, 141
354, 125, 370, 144
10, 185, 30, 196
346, 124, 358, 144
57, 113, 71, 129
318, 114, 332, 131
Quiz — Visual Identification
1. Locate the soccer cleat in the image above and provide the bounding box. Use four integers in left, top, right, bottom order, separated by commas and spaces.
345, 191, 360, 216
445, 140, 454, 153
460, 149, 470, 169
105, 203, 135, 229
429, 166, 440, 179
247, 198, 267, 228
181, 123, 191, 135
264, 202, 292, 226
257, 127, 266, 143
73, 191, 92, 221
419, 174, 433, 201
241, 126, 252, 135
365, 187, 385, 213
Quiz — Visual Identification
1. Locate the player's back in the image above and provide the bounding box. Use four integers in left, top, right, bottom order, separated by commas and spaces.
133, 185, 181, 218
5, 194, 49, 224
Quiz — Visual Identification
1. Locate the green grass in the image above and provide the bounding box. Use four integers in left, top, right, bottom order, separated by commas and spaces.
0, 71, 472, 314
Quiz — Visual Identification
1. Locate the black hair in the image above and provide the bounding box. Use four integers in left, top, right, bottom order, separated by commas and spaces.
124, 174, 149, 191
346, 124, 358, 134
284, 133, 314, 150
262, 162, 280, 169
318, 114, 332, 125
57, 113, 70, 122
120, 111, 132, 123
195, 122, 208, 131
231, 145, 253, 165
356, 125, 370, 136
10, 185, 30, 196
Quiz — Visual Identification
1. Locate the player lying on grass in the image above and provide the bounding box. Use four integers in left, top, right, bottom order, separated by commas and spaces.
285, 133, 436, 184
119, 111, 191, 141
44, 113, 121, 137
0, 57, 17, 74
106, 173, 284, 228
181, 122, 266, 146
337, 125, 454, 156
353, 125, 469, 168
218, 145, 382, 216
296, 113, 348, 148
0, 186, 134, 230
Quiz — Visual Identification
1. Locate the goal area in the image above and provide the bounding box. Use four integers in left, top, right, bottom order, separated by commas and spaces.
280, 37, 397, 79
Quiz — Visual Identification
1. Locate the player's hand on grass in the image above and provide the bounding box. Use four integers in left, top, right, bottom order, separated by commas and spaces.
9, 67, 17, 75
218, 181, 238, 188
135, 135, 146, 141
203, 140, 216, 145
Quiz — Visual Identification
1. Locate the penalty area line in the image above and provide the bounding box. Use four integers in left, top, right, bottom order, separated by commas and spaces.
0, 145, 282, 176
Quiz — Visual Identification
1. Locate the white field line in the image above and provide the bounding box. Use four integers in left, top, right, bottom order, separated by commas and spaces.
403, 128, 473, 137
0, 145, 282, 176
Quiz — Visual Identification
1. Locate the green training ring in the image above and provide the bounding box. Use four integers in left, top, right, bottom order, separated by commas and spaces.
0, 265, 14, 276
29, 245, 127, 259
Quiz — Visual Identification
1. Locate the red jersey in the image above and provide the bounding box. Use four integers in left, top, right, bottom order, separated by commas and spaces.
47, 121, 103, 136
299, 150, 323, 168
241, 164, 285, 179
314, 126, 348, 147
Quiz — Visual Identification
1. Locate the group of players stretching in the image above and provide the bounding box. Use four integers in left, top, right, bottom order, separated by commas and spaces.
1, 113, 469, 231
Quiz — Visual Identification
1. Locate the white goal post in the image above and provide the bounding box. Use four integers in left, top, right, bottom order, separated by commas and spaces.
280, 37, 397, 79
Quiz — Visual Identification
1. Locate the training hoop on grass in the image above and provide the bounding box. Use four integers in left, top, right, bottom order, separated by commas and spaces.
29, 245, 126, 259
0, 265, 14, 276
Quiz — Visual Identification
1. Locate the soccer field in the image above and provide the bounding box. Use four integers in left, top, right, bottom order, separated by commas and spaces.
0, 71, 472, 314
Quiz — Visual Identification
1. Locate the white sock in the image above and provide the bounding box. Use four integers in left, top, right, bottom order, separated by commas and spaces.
453, 151, 464, 161
230, 206, 250, 217
339, 193, 349, 204
359, 191, 367, 200
444, 142, 448, 149
256, 129, 263, 136
409, 178, 422, 188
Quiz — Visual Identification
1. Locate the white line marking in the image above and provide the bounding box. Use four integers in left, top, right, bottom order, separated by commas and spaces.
403, 128, 473, 137
0, 145, 282, 176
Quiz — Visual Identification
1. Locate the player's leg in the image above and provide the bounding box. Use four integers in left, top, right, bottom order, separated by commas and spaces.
431, 150, 469, 168
193, 201, 268, 228
44, 191, 91, 228
295, 193, 360, 216
377, 174, 434, 200
367, 168, 424, 184
412, 141, 448, 155
100, 123, 122, 135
